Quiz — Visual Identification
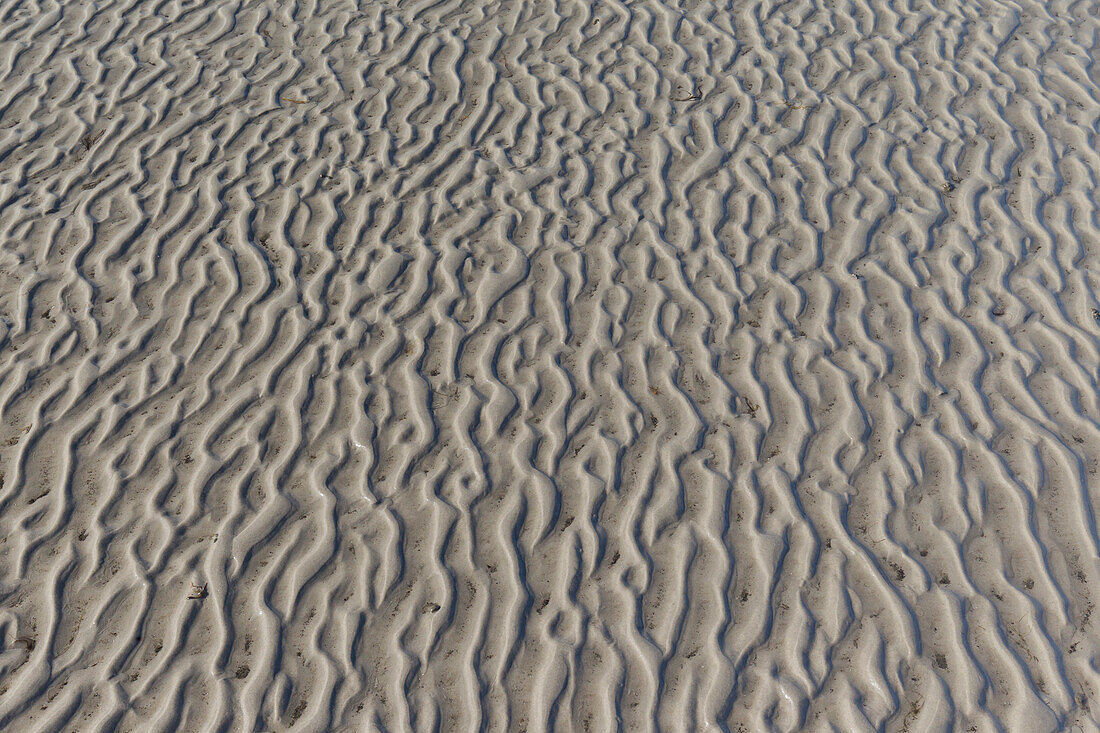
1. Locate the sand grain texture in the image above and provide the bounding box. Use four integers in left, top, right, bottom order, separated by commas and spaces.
1, 0, 1099, 730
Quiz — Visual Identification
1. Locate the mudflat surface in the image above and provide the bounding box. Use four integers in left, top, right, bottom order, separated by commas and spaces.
0, 0, 1098, 730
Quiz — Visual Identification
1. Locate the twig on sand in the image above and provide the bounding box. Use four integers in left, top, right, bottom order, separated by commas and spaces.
81, 130, 104, 151
282, 97, 308, 104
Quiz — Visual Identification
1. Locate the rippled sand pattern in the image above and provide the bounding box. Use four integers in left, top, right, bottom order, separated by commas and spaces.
1, 0, 1099, 729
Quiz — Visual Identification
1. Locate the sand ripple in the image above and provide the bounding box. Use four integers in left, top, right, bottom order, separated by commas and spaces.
1, 0, 1099, 729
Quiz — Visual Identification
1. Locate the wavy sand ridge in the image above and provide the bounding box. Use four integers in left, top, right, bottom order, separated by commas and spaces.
0, 0, 1098, 729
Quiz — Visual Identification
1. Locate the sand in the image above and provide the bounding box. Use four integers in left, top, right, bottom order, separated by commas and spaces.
0, 0, 1098, 729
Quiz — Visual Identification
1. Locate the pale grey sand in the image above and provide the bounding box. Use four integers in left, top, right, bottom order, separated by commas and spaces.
0, 0, 1099, 730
